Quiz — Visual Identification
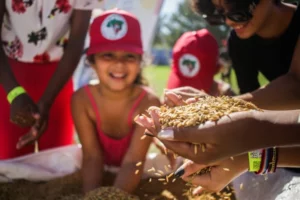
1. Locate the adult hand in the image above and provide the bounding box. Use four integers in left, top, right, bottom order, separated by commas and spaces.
136, 109, 258, 165
16, 101, 50, 149
176, 155, 248, 195
163, 86, 208, 107
10, 93, 39, 127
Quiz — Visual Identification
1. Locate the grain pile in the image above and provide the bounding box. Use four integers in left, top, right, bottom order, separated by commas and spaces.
158, 96, 260, 129
0, 170, 236, 200
84, 187, 139, 200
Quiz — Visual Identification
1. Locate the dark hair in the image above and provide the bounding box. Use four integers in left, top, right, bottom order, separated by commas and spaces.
86, 54, 148, 86
191, 0, 215, 15
191, 0, 282, 15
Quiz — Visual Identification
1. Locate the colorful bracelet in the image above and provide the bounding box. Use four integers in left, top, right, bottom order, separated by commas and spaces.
7, 86, 26, 104
255, 147, 278, 175
268, 147, 278, 173
255, 149, 266, 175
263, 147, 273, 175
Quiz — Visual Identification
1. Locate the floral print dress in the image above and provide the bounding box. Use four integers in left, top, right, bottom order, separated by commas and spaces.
1, 0, 103, 63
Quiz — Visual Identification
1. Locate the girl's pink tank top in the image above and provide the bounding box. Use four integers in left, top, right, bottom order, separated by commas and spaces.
84, 86, 147, 166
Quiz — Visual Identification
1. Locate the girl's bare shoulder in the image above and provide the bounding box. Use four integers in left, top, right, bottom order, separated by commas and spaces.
71, 84, 99, 107
135, 86, 161, 113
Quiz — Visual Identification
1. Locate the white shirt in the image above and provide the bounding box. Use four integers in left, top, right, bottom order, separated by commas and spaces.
1, 0, 103, 63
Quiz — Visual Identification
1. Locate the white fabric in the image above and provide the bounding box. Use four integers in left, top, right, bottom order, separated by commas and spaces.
0, 144, 181, 182
0, 144, 82, 182
1, 0, 104, 63
232, 169, 300, 200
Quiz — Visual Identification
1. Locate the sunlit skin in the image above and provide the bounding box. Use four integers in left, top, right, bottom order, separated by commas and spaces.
212, 0, 296, 39
91, 51, 142, 93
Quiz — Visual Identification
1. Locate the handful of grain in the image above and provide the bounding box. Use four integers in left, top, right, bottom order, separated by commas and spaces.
155, 96, 261, 200
158, 96, 261, 129
84, 187, 139, 200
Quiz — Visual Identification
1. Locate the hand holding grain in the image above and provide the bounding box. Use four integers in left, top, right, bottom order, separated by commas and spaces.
135, 96, 261, 165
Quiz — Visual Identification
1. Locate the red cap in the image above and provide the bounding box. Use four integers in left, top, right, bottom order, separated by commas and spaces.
87, 9, 143, 55
167, 29, 219, 93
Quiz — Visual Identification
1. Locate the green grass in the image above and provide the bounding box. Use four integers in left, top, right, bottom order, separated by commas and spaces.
143, 65, 269, 97
143, 65, 171, 98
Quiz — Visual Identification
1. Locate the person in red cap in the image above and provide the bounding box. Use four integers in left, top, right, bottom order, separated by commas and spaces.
71, 9, 161, 194
166, 29, 234, 97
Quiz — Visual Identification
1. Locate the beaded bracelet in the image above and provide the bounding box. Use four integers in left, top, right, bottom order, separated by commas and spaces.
255, 147, 278, 175
268, 147, 278, 173
255, 149, 266, 175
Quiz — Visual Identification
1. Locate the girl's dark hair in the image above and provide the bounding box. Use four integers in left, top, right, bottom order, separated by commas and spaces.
86, 54, 148, 86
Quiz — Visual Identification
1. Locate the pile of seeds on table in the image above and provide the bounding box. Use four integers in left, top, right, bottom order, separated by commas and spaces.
158, 96, 261, 129
84, 187, 139, 200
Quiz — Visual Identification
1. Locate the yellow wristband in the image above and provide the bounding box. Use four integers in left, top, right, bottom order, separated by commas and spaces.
248, 150, 263, 172
7, 86, 26, 104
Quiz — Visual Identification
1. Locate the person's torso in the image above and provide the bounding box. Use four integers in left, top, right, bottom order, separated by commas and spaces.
229, 4, 300, 92
1, 0, 102, 63
84, 85, 147, 167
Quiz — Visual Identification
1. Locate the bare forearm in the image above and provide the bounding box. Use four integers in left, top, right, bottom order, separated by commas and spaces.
278, 147, 300, 168
40, 10, 91, 107
39, 45, 84, 107
237, 74, 300, 110
82, 159, 104, 194
250, 110, 300, 149
0, 49, 19, 93
114, 163, 143, 193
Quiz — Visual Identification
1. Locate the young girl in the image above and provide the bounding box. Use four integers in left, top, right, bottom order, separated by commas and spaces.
71, 9, 161, 194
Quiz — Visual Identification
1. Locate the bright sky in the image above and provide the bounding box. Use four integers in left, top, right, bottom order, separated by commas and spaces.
160, 0, 183, 16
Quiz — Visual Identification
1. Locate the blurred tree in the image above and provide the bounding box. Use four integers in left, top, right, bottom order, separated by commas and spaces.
153, 0, 230, 48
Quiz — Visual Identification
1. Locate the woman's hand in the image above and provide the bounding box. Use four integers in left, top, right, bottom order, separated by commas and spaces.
135, 108, 259, 166
176, 154, 248, 195
16, 101, 49, 149
10, 93, 39, 127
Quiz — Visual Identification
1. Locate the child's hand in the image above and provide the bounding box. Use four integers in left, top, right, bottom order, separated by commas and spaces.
175, 155, 248, 195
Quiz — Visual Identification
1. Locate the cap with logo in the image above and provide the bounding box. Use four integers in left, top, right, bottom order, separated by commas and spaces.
86, 8, 143, 55
167, 29, 219, 93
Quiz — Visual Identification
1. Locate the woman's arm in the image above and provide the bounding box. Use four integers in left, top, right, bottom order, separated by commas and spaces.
0, 1, 19, 92
0, 1, 39, 127
39, 10, 91, 109
237, 37, 300, 110
17, 10, 92, 148
71, 90, 104, 194
177, 146, 300, 194
136, 109, 300, 166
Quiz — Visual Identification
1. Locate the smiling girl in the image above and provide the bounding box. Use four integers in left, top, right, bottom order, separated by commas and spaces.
71, 9, 161, 194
